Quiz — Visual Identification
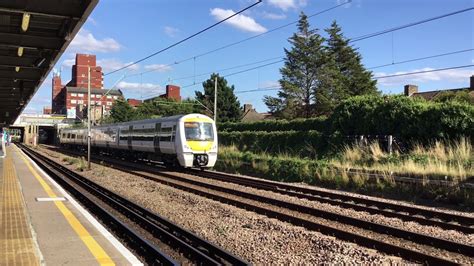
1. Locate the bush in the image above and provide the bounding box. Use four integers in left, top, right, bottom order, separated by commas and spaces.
218, 116, 328, 132
219, 130, 334, 158
330, 95, 474, 143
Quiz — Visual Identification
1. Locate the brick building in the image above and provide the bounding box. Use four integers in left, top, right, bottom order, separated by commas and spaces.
404, 75, 474, 100
127, 98, 143, 108
51, 54, 123, 119
144, 84, 181, 103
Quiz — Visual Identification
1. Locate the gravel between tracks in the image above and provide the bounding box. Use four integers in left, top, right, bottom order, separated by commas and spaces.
36, 147, 405, 264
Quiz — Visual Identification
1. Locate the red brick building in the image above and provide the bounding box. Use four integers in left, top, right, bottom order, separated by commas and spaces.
127, 98, 143, 108
144, 84, 181, 103
52, 54, 123, 118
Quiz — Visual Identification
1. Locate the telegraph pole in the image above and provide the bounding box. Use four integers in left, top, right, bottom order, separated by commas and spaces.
214, 76, 217, 122
87, 66, 91, 170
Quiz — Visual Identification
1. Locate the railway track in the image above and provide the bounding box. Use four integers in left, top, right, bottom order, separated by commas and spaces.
40, 145, 474, 264
18, 144, 248, 265
189, 169, 474, 234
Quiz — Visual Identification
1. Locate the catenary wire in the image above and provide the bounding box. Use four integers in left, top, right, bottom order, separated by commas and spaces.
104, 0, 262, 76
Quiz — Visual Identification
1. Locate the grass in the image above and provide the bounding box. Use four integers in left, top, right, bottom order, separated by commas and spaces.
216, 142, 473, 207
333, 138, 473, 181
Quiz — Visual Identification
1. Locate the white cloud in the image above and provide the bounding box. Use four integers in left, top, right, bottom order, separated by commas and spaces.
116, 81, 164, 95
262, 11, 286, 20
144, 64, 172, 72
260, 80, 280, 88
267, 0, 307, 11
164, 26, 179, 37
375, 67, 474, 86
68, 29, 121, 53
97, 58, 140, 72
210, 8, 267, 33
62, 58, 75, 68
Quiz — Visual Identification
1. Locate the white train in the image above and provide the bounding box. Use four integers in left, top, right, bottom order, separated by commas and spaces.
59, 114, 218, 168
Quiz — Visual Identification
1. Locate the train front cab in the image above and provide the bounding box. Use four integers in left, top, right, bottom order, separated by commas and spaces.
177, 115, 217, 168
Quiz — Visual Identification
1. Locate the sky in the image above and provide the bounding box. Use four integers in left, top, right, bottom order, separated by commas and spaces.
24, 0, 474, 114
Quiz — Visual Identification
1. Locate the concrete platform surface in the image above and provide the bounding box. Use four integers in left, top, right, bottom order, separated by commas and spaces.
1, 145, 142, 266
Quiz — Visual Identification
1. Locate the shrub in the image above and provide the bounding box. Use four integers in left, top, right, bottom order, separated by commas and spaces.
218, 116, 328, 132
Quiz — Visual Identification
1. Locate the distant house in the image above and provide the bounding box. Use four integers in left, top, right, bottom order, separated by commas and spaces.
144, 85, 181, 103
241, 104, 272, 122
127, 98, 142, 108
404, 75, 473, 100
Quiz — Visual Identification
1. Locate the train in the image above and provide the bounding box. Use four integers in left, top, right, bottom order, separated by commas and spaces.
59, 113, 218, 168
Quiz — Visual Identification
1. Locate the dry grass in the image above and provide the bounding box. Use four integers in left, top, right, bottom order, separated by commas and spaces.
333, 138, 473, 181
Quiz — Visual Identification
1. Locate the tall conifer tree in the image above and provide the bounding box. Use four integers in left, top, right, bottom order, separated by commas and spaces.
325, 21, 378, 96
264, 12, 328, 118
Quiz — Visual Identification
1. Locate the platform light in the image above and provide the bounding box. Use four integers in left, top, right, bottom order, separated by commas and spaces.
17, 47, 24, 57
21, 13, 31, 32
15, 66, 20, 72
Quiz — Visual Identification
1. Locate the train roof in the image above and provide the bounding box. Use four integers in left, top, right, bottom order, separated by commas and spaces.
61, 113, 213, 131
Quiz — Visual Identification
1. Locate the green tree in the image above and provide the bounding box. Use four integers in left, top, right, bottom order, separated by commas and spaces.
325, 21, 378, 96
109, 99, 136, 122
195, 73, 242, 122
432, 90, 473, 104
264, 12, 329, 118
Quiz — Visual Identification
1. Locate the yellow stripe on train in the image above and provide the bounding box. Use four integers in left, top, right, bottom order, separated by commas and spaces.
187, 141, 213, 151
184, 117, 214, 123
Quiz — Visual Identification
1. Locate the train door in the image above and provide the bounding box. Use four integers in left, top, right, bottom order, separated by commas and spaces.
127, 125, 133, 150
154, 123, 161, 154
159, 122, 175, 154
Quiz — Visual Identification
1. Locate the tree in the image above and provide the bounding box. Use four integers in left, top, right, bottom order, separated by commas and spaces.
325, 21, 378, 96
264, 12, 328, 118
195, 73, 242, 122
109, 99, 136, 122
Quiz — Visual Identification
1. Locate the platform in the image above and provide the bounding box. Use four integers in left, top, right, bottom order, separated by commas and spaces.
0, 145, 142, 265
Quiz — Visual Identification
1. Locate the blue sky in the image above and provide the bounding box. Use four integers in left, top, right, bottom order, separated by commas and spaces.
24, 0, 474, 114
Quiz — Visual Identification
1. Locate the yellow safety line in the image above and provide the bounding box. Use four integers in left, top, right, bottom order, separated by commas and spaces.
16, 147, 115, 266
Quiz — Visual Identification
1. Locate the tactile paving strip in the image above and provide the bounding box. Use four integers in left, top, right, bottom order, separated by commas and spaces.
0, 154, 40, 265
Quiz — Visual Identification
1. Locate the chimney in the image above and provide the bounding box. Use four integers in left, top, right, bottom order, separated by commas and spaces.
243, 104, 253, 113
404, 84, 418, 97
470, 75, 474, 90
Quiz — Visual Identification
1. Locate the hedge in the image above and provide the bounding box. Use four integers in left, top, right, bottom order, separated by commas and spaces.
218, 130, 341, 158
218, 116, 328, 132
331, 95, 474, 143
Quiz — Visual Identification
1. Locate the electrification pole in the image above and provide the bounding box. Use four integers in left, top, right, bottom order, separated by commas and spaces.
214, 76, 217, 122
87, 66, 91, 170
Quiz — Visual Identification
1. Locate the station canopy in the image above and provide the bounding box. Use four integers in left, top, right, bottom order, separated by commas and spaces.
0, 0, 98, 126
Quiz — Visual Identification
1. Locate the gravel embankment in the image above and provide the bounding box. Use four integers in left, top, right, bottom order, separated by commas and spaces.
35, 147, 404, 264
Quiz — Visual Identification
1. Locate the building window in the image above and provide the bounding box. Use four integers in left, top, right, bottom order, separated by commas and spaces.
107, 101, 112, 106
91, 101, 95, 105
77, 100, 84, 104
71, 93, 77, 97
78, 93, 84, 97
107, 95, 112, 99
113, 96, 118, 99
71, 99, 77, 104
96, 101, 102, 105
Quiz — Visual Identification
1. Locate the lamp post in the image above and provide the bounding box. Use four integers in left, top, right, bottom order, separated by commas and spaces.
87, 66, 91, 170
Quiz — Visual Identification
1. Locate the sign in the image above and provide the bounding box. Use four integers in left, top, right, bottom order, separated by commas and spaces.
67, 108, 76, 119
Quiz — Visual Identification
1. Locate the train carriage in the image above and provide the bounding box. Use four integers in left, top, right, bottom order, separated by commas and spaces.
59, 114, 218, 168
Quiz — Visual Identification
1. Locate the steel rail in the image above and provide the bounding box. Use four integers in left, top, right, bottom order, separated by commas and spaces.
191, 170, 474, 234
19, 144, 248, 265
18, 144, 178, 265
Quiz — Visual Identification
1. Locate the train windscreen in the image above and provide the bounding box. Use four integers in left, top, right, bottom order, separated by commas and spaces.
184, 122, 214, 141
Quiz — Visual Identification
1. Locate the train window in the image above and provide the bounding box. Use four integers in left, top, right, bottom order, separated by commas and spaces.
184, 122, 214, 141
159, 127, 172, 142
67, 133, 71, 139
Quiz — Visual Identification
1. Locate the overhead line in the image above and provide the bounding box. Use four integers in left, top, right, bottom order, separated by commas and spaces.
373, 64, 474, 79
350, 7, 474, 42
125, 1, 351, 78
104, 0, 263, 76
368, 48, 474, 69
